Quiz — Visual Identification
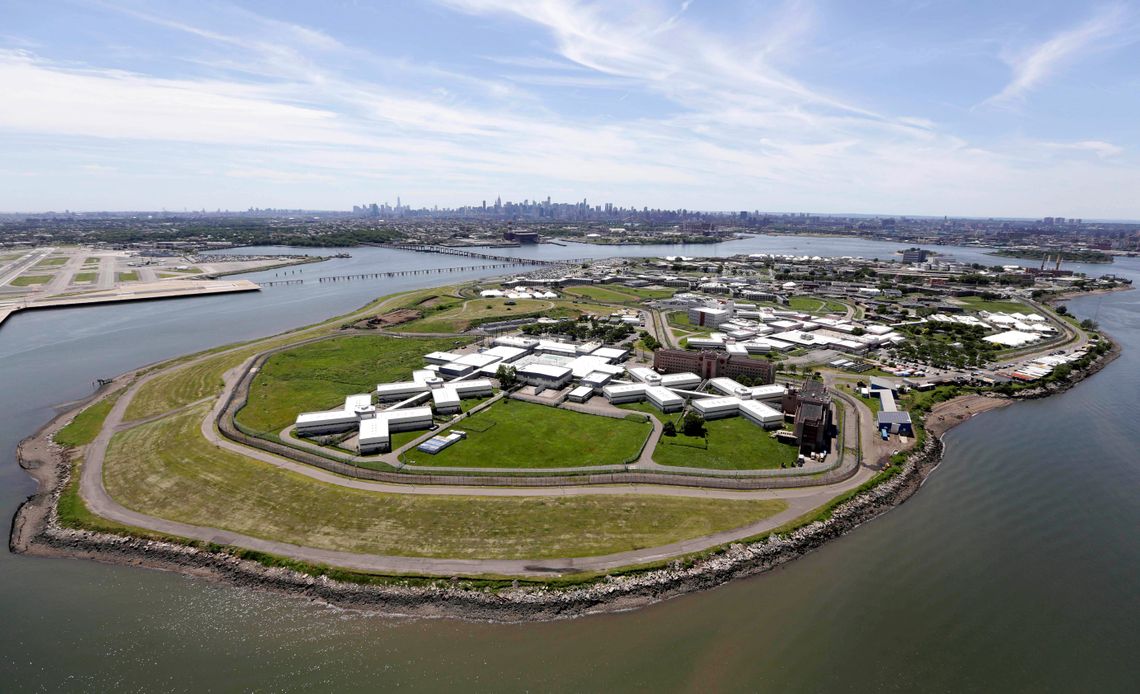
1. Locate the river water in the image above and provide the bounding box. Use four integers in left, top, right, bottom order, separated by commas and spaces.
1, 238, 1136, 691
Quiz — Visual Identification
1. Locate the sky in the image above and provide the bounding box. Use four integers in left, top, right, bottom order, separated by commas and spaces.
2, 0, 1139, 218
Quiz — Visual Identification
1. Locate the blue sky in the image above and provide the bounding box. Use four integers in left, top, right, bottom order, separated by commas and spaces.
2, 0, 1139, 218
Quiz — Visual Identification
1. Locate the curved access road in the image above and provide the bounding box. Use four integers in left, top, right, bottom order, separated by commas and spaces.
78, 353, 889, 578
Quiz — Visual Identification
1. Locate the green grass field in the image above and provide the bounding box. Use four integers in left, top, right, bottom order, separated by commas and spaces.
653, 416, 799, 470
84, 256, 101, 264
955, 296, 1029, 314
788, 296, 848, 314
34, 257, 68, 268
117, 271, 139, 282
104, 405, 786, 559
55, 392, 122, 447
10, 275, 52, 286
72, 272, 98, 283
403, 400, 650, 468
565, 285, 641, 303
395, 297, 558, 332
236, 334, 464, 434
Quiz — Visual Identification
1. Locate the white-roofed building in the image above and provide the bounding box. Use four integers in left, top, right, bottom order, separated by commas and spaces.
603, 382, 647, 404
568, 385, 594, 403
739, 400, 783, 428
517, 363, 573, 389
295, 409, 361, 436
646, 385, 683, 412
431, 386, 461, 414
628, 366, 662, 384
659, 372, 701, 389
692, 396, 742, 419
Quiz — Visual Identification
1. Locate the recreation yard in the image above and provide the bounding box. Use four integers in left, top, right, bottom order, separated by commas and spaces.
102, 405, 786, 560
402, 399, 651, 468
652, 415, 800, 470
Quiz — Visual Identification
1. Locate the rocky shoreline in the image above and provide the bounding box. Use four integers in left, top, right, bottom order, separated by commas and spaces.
8, 329, 1120, 624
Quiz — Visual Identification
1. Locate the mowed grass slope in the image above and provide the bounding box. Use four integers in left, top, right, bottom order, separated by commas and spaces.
104, 406, 786, 559
954, 296, 1030, 314
237, 334, 463, 434
55, 392, 122, 447
403, 400, 649, 468
653, 416, 799, 470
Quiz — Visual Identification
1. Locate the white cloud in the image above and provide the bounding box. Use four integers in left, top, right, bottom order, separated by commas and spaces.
984, 4, 1131, 106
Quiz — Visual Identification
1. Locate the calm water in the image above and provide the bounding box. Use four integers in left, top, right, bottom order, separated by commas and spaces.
1, 240, 1136, 691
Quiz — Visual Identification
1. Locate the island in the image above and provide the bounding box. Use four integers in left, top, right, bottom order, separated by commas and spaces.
11, 249, 1127, 622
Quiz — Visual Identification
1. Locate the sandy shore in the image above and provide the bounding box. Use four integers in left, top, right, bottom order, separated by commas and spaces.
8, 327, 1121, 623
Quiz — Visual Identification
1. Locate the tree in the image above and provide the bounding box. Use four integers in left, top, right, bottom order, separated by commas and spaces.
662, 421, 677, 437
681, 411, 706, 437
1055, 305, 1068, 315
1080, 318, 1098, 330
495, 364, 518, 389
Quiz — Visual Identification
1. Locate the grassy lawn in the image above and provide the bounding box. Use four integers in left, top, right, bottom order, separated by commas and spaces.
618, 286, 676, 300
72, 272, 98, 283
34, 257, 68, 268
565, 285, 640, 303
104, 406, 785, 559
236, 334, 465, 434
788, 296, 848, 314
84, 256, 101, 264
10, 274, 52, 286
954, 296, 1029, 314
403, 400, 650, 468
55, 391, 123, 447
117, 271, 140, 282
617, 401, 663, 418
395, 297, 561, 332
653, 416, 799, 470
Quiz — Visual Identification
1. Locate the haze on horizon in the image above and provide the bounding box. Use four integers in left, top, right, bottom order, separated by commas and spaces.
2, 0, 1139, 219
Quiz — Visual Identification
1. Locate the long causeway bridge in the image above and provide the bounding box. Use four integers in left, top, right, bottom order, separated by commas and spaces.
389, 243, 590, 266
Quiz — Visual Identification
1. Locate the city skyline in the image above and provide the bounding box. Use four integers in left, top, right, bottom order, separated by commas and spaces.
3, 1, 1140, 217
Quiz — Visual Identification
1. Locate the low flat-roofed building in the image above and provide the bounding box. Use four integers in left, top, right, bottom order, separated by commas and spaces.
453, 352, 501, 370
493, 336, 538, 352
358, 417, 389, 455
877, 410, 913, 435
431, 386, 461, 414
482, 345, 526, 362
382, 406, 434, 432
439, 362, 475, 379
568, 385, 594, 403
424, 351, 464, 365
517, 363, 573, 389
739, 400, 783, 429
709, 377, 749, 397
591, 346, 630, 362
692, 396, 742, 419
646, 385, 683, 412
726, 343, 748, 356
603, 382, 647, 404
295, 409, 361, 435
582, 371, 614, 391
567, 355, 614, 379
451, 378, 494, 398
747, 384, 786, 402
344, 394, 375, 415
535, 340, 579, 357
659, 372, 701, 389
686, 337, 726, 349
628, 366, 662, 384
375, 381, 431, 401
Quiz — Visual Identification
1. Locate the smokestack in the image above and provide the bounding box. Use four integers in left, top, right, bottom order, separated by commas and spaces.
1055, 255, 1062, 271
1040, 254, 1047, 271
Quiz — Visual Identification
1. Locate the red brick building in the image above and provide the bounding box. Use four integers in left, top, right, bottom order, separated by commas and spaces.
652, 349, 775, 384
